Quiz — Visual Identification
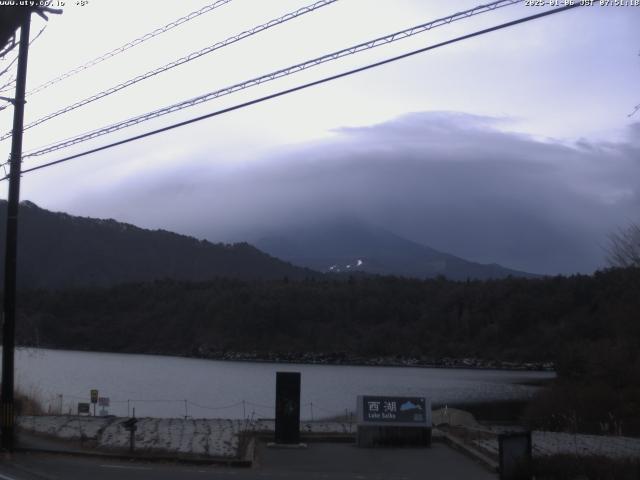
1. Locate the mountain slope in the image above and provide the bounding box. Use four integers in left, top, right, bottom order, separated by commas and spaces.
0, 201, 315, 289
256, 218, 538, 280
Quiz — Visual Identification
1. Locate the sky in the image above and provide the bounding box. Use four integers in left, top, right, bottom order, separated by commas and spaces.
0, 0, 639, 275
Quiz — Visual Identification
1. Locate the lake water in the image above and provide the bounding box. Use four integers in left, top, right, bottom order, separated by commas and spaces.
14, 348, 554, 419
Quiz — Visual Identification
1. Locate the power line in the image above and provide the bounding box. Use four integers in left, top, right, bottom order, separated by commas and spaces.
4, 4, 582, 181
0, 25, 47, 94
187, 400, 243, 410
0, 54, 20, 82
25, 0, 235, 97
21, 0, 524, 158
0, 78, 16, 97
0, 35, 17, 60
0, 0, 338, 141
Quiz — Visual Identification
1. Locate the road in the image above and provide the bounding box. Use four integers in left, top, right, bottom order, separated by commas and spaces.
0, 442, 497, 480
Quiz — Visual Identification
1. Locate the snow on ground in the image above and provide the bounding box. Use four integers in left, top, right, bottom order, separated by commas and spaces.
17, 416, 352, 458
432, 408, 482, 429
17, 415, 111, 440
473, 431, 640, 460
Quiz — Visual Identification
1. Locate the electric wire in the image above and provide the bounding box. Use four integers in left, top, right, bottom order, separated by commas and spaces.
25, 0, 235, 97
0, 35, 17, 60
245, 401, 276, 409
1, 4, 582, 181
0, 75, 16, 95
187, 400, 243, 410
0, 0, 338, 141
0, 53, 20, 82
0, 25, 47, 94
43, 395, 351, 416
19, 0, 525, 156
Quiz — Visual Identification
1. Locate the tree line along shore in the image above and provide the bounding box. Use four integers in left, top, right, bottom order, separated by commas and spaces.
4, 266, 639, 435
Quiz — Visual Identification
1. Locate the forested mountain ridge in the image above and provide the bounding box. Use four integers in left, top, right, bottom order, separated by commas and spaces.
13, 267, 639, 368
0, 201, 538, 290
0, 200, 316, 288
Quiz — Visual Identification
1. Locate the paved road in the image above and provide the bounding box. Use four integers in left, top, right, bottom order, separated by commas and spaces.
0, 442, 497, 480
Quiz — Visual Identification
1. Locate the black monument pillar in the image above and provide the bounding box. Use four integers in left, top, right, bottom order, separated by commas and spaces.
275, 371, 301, 444
499, 431, 532, 480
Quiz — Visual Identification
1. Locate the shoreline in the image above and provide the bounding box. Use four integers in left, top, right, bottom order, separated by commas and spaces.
16, 344, 555, 372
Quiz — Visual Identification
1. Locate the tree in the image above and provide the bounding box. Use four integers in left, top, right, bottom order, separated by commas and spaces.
606, 222, 640, 268
631, 50, 639, 117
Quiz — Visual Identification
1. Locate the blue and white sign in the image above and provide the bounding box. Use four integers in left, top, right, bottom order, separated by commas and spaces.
357, 395, 432, 427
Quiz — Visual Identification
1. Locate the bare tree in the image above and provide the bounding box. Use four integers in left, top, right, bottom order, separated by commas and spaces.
631, 50, 640, 117
606, 222, 640, 268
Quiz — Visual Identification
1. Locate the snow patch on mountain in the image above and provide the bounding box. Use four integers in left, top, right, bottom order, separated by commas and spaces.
326, 258, 365, 273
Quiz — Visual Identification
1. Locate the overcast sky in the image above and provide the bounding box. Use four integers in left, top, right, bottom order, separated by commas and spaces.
0, 0, 639, 275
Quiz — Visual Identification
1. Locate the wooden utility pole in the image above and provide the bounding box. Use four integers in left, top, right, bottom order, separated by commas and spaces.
1, 11, 31, 452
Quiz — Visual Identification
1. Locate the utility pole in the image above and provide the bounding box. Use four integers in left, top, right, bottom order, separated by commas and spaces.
1, 12, 31, 452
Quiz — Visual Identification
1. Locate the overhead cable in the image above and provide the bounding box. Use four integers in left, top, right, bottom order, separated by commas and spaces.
21, 0, 525, 156
5, 4, 582, 180
26, 0, 235, 96
0, 24, 48, 93
0, 0, 338, 141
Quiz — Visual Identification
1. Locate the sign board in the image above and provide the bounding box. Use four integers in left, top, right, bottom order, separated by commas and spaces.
90, 389, 99, 404
357, 395, 431, 427
77, 402, 90, 415
98, 397, 110, 407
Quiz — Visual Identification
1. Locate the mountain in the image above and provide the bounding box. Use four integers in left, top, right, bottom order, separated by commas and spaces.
256, 218, 539, 280
0, 201, 315, 289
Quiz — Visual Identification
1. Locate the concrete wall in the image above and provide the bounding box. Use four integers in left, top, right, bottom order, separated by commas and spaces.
357, 426, 431, 448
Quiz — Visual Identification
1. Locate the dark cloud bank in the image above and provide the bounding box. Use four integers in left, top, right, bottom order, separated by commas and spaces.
91, 112, 640, 276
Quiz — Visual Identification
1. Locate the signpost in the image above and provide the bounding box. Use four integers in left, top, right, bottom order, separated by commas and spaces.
356, 395, 432, 447
122, 417, 138, 453
90, 389, 98, 416
98, 397, 110, 416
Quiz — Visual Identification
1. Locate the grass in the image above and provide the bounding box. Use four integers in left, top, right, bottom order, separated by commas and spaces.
524, 380, 640, 436
15, 388, 44, 415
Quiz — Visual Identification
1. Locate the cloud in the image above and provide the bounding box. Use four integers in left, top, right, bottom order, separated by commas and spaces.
51, 112, 640, 275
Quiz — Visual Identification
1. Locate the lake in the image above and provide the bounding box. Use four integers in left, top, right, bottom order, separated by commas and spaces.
14, 348, 554, 419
